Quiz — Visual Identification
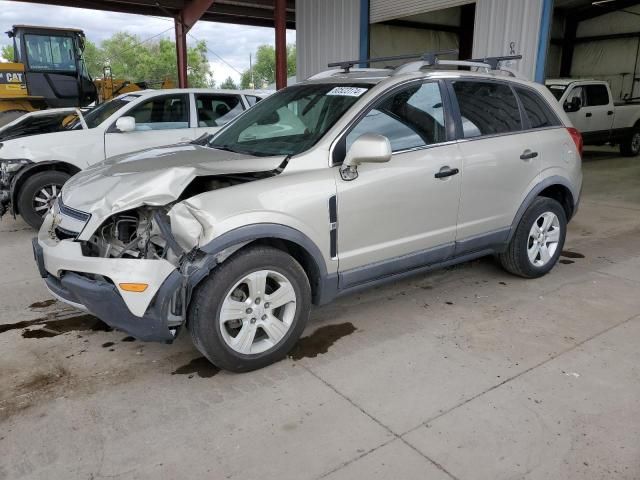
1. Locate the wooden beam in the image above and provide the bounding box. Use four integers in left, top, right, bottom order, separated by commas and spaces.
275, 0, 287, 89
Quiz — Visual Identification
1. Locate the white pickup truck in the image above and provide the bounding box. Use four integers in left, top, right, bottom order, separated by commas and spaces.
546, 79, 640, 156
0, 88, 267, 228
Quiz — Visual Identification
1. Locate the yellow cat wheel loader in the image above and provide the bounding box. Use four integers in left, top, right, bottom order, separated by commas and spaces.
0, 25, 174, 127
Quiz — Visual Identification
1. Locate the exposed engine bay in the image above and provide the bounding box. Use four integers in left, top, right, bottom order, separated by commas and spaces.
78, 172, 275, 264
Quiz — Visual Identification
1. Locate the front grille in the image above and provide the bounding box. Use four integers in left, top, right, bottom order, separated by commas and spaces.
58, 197, 90, 222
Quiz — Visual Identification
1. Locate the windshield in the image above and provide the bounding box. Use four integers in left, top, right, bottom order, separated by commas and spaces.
209, 83, 373, 156
546, 84, 567, 101
78, 95, 141, 129
24, 34, 76, 72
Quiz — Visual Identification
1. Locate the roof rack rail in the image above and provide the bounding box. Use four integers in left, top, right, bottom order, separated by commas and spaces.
327, 49, 459, 73
467, 55, 522, 70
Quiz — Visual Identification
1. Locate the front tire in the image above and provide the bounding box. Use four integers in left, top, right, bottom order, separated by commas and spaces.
620, 125, 640, 157
498, 197, 567, 278
188, 246, 312, 372
17, 170, 70, 230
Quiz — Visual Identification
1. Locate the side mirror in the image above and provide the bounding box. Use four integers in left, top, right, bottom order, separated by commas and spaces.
340, 133, 392, 181
564, 97, 582, 113
115, 116, 136, 132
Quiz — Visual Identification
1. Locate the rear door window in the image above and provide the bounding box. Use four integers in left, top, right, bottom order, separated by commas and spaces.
515, 87, 561, 129
346, 82, 447, 152
452, 81, 522, 138
195, 94, 244, 127
585, 84, 610, 106
127, 94, 189, 130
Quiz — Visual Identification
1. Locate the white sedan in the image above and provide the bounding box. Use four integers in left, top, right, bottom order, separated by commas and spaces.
0, 88, 268, 228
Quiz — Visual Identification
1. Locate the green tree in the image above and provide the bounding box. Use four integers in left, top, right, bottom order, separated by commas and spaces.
1, 44, 15, 62
220, 76, 238, 89
240, 44, 296, 89
82, 32, 212, 87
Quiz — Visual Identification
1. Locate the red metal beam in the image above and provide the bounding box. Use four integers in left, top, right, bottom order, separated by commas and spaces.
274, 0, 287, 90
175, 0, 215, 88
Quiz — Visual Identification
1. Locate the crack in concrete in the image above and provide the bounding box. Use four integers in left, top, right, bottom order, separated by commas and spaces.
304, 364, 461, 480
401, 312, 640, 439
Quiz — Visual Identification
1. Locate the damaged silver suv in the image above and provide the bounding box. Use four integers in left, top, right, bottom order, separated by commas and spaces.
34, 54, 583, 372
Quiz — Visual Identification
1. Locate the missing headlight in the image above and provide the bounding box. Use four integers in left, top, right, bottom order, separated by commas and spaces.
83, 207, 179, 263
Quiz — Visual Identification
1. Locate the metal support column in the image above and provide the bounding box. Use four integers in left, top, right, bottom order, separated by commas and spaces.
275, 0, 287, 90
560, 16, 577, 77
174, 0, 215, 88
459, 3, 476, 60
534, 0, 554, 84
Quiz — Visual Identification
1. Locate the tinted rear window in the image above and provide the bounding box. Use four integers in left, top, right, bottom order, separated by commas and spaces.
452, 81, 522, 138
516, 87, 561, 129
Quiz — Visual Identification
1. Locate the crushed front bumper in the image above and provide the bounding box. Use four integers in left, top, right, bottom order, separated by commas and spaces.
34, 213, 185, 342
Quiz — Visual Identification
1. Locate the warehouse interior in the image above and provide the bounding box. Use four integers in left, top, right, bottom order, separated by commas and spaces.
548, 0, 640, 99
365, 0, 640, 95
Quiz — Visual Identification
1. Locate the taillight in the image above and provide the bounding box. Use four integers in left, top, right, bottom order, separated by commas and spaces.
567, 127, 583, 157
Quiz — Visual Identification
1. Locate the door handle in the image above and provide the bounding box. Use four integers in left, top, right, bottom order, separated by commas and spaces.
520, 149, 539, 160
434, 166, 459, 179
585, 112, 592, 118
607, 110, 614, 116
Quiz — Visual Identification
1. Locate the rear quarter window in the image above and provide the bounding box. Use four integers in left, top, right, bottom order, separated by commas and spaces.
515, 87, 561, 129
452, 81, 522, 138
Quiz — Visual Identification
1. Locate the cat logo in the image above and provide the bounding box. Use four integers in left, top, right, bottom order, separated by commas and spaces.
1, 72, 24, 83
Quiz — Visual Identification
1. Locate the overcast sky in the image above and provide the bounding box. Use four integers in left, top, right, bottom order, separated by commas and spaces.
0, 0, 295, 85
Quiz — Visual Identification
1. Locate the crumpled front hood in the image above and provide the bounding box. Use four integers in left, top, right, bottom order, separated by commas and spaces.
62, 143, 286, 217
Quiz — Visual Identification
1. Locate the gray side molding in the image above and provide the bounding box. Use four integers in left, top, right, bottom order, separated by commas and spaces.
508, 175, 576, 242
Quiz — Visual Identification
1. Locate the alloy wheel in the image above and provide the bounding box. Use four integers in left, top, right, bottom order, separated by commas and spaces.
219, 269, 297, 355
32, 183, 61, 217
527, 211, 561, 267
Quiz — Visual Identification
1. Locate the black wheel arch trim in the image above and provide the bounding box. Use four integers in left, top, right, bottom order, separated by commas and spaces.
508, 175, 577, 242
10, 160, 80, 215
196, 223, 336, 305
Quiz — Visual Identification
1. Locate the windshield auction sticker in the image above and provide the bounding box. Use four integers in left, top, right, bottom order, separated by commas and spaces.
326, 87, 368, 97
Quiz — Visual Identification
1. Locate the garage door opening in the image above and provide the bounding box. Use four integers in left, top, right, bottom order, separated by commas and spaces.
369, 4, 476, 66
546, 0, 640, 101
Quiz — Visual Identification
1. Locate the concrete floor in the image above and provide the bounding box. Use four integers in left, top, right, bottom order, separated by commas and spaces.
1, 148, 639, 480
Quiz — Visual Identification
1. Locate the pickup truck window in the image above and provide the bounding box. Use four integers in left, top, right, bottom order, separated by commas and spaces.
547, 84, 567, 100
346, 82, 446, 152
452, 81, 522, 138
585, 85, 610, 106
515, 87, 561, 129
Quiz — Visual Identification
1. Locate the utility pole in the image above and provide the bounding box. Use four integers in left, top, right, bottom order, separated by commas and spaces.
249, 53, 254, 88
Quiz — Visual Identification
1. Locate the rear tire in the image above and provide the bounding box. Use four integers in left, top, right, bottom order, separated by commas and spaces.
620, 125, 640, 157
498, 197, 567, 278
17, 170, 70, 230
188, 246, 312, 372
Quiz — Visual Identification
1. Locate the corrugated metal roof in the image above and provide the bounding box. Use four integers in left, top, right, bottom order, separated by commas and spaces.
12, 0, 296, 28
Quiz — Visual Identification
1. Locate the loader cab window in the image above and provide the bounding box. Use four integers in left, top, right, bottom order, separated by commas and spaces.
24, 34, 76, 72
127, 94, 190, 131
